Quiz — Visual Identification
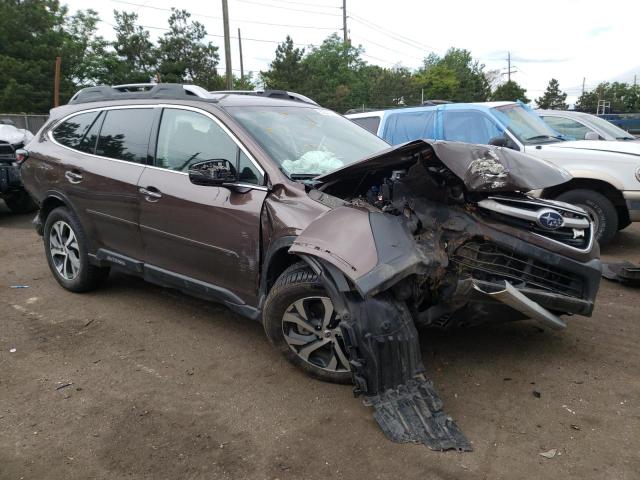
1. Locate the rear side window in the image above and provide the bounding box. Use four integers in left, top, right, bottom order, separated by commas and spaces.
351, 116, 381, 134
52, 111, 101, 151
96, 108, 154, 163
382, 110, 436, 145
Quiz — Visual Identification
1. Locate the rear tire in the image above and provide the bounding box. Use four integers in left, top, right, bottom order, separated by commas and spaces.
43, 206, 110, 292
263, 262, 352, 384
4, 190, 37, 214
555, 189, 618, 246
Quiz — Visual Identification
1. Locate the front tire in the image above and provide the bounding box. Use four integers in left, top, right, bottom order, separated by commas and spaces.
43, 207, 110, 292
555, 189, 618, 246
263, 263, 352, 384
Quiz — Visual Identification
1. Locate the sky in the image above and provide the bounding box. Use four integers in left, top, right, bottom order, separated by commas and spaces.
62, 0, 640, 105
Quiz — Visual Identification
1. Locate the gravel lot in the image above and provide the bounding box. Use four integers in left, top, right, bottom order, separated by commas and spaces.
1, 204, 639, 480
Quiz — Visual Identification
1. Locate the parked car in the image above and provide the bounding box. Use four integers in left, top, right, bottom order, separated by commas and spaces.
348, 102, 640, 245
599, 113, 640, 137
537, 110, 637, 141
20, 84, 601, 450
0, 121, 37, 213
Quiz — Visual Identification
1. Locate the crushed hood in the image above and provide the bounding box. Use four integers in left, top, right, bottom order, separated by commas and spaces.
316, 139, 572, 192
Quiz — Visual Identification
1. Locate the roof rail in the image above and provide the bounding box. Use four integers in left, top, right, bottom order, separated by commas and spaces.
68, 83, 213, 105
208, 89, 318, 106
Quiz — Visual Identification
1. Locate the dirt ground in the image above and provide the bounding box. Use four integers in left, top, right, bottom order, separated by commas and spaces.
1, 203, 639, 480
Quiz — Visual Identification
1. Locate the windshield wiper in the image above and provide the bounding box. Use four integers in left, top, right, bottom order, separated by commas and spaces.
526, 134, 564, 142
289, 173, 319, 180
617, 136, 635, 141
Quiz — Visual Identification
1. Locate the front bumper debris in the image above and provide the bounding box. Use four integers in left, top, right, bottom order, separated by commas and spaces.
364, 375, 471, 451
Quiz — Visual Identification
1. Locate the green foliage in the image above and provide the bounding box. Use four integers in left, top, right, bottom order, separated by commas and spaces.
260, 36, 305, 91
112, 10, 157, 83
422, 48, 491, 102
575, 82, 640, 113
157, 9, 222, 89
491, 80, 530, 103
536, 78, 568, 110
0, 0, 69, 112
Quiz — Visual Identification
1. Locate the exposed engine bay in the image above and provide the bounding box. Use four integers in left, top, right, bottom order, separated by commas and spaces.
290, 140, 601, 451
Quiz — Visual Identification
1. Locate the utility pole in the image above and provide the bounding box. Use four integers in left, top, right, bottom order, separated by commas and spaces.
238, 28, 244, 80
582, 77, 585, 96
221, 0, 233, 89
502, 52, 517, 82
342, 0, 348, 44
54, 56, 61, 107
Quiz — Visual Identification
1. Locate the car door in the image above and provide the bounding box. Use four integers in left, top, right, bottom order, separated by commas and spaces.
137, 106, 267, 304
49, 106, 155, 260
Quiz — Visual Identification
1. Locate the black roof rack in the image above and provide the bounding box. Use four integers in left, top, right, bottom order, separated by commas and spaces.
68, 83, 214, 105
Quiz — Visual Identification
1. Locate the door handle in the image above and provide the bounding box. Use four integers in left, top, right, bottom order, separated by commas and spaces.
65, 170, 83, 183
139, 186, 162, 201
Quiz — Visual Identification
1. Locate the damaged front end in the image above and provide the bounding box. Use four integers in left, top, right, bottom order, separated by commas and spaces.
290, 140, 601, 450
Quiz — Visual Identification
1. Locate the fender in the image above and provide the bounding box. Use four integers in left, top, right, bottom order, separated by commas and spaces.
288, 206, 436, 297
563, 169, 626, 191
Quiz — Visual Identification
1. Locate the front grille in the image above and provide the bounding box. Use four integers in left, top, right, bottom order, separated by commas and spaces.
452, 241, 584, 298
0, 141, 14, 159
478, 196, 593, 250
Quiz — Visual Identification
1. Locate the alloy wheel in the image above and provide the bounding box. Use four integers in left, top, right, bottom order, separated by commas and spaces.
282, 296, 350, 373
49, 220, 81, 280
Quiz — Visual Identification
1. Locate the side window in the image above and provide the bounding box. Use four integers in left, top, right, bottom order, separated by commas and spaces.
382, 111, 436, 144
238, 150, 264, 185
542, 116, 591, 140
351, 116, 381, 134
77, 111, 103, 154
442, 110, 502, 144
52, 111, 100, 150
96, 108, 154, 163
156, 109, 263, 184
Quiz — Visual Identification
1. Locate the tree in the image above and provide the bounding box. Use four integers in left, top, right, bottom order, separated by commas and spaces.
157, 9, 222, 90
260, 36, 305, 91
112, 10, 158, 83
299, 34, 367, 112
63, 9, 119, 87
416, 48, 490, 102
536, 78, 568, 109
0, 0, 70, 112
491, 80, 529, 103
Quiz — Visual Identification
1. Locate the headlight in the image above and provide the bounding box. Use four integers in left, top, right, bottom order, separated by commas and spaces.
636, 166, 640, 183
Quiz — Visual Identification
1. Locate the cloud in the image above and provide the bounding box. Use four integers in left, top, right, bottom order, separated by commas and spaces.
483, 51, 571, 64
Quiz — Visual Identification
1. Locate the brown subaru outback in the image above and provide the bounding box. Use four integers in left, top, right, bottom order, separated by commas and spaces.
20, 84, 601, 450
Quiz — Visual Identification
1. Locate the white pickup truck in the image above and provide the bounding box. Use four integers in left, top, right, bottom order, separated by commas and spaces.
347, 102, 640, 245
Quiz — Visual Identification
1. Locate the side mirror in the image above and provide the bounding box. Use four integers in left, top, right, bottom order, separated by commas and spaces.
188, 159, 237, 186
584, 131, 600, 141
489, 135, 507, 147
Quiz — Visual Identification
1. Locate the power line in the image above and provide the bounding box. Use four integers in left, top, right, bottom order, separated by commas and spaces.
349, 13, 436, 53
234, 0, 342, 16
356, 35, 424, 62
110, 0, 338, 30
264, 0, 341, 9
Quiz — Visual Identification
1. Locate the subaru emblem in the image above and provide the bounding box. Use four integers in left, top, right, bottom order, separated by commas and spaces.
536, 209, 564, 230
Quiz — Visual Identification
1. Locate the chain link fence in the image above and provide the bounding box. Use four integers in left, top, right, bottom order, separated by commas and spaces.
0, 114, 49, 134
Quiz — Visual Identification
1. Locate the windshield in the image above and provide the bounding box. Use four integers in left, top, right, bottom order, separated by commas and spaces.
492, 104, 564, 145
587, 115, 635, 140
226, 106, 389, 177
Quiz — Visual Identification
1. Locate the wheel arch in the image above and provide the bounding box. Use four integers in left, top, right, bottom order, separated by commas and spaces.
259, 235, 302, 306
542, 177, 628, 226
36, 191, 77, 235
